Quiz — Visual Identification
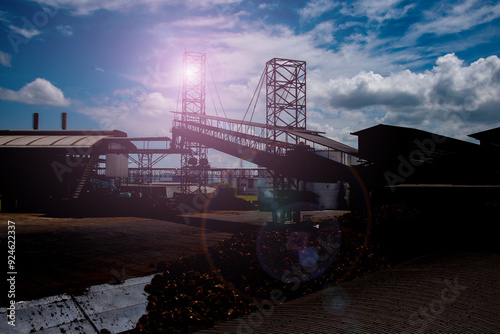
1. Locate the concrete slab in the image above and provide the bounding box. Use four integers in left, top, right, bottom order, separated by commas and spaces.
0, 294, 94, 334
0, 275, 153, 334
74, 275, 153, 333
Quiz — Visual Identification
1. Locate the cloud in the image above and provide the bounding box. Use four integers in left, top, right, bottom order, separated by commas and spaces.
258, 3, 279, 10
8, 24, 41, 39
30, 0, 243, 15
170, 15, 240, 30
79, 90, 177, 137
92, 66, 105, 72
341, 0, 414, 23
56, 25, 73, 36
0, 50, 11, 67
308, 21, 337, 45
0, 78, 71, 106
0, 10, 9, 22
406, 0, 500, 42
298, 0, 340, 21
319, 53, 500, 139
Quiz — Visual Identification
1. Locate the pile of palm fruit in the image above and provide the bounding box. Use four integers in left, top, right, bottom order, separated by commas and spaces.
129, 209, 399, 334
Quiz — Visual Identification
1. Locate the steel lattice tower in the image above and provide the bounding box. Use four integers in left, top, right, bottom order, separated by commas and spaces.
179, 51, 209, 194
266, 58, 307, 223
266, 58, 306, 146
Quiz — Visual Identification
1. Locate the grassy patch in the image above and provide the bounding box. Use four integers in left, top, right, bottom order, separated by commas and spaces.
236, 195, 258, 202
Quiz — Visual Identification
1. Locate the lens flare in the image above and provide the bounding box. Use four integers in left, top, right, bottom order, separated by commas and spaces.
256, 214, 341, 283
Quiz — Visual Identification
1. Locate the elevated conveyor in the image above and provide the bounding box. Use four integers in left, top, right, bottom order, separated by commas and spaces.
171, 113, 361, 184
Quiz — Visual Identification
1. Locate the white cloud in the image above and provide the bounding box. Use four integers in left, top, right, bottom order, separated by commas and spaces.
171, 15, 240, 30
341, 0, 413, 23
0, 78, 70, 106
0, 50, 11, 67
308, 21, 337, 45
79, 90, 176, 137
8, 24, 41, 39
56, 25, 73, 36
30, 0, 242, 15
140, 12, 418, 135
190, 0, 242, 8
258, 3, 279, 10
138, 91, 175, 116
0, 10, 9, 22
298, 0, 340, 21
319, 53, 500, 139
406, 0, 500, 43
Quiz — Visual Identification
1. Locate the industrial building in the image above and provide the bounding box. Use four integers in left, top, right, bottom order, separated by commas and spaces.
2, 119, 499, 215
1, 53, 499, 218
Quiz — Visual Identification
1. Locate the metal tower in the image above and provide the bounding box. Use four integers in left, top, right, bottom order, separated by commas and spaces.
179, 51, 209, 194
265, 58, 307, 223
266, 58, 306, 145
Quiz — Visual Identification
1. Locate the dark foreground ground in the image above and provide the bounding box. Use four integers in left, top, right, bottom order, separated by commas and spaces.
198, 252, 500, 334
0, 210, 346, 307
0, 213, 233, 306
129, 202, 500, 333
1, 202, 498, 333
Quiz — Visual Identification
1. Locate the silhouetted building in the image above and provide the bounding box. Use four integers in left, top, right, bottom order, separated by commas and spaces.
0, 130, 132, 211
352, 124, 500, 205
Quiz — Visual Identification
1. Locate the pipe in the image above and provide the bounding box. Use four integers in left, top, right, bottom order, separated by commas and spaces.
62, 112, 67, 130
33, 113, 39, 130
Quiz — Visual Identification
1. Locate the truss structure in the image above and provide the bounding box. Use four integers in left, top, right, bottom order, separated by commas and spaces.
178, 51, 209, 194
265, 58, 307, 223
266, 58, 307, 146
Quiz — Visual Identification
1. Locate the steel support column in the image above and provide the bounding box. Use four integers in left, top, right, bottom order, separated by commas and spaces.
178, 51, 209, 194
266, 58, 307, 223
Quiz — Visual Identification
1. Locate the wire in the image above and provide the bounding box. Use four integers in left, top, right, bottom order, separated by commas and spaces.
175, 58, 183, 114
207, 61, 227, 118
249, 72, 265, 124
242, 67, 266, 123
207, 79, 219, 117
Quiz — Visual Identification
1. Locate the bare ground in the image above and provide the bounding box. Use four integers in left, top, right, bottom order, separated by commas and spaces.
0, 210, 348, 307
0, 213, 233, 306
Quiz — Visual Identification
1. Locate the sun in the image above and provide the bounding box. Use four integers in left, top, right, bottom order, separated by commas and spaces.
184, 64, 199, 82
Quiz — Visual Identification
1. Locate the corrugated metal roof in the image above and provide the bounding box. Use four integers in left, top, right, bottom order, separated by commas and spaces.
0, 136, 24, 145
0, 135, 108, 148
0, 130, 127, 137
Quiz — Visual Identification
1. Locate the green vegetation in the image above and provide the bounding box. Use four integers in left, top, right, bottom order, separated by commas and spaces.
236, 195, 258, 202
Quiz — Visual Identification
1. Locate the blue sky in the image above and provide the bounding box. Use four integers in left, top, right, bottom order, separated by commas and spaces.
1, 0, 500, 166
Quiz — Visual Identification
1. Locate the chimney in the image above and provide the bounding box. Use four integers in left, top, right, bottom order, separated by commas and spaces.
61, 112, 67, 130
33, 113, 39, 130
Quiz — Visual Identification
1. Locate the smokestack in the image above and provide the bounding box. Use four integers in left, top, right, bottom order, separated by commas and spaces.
61, 112, 67, 130
33, 113, 39, 130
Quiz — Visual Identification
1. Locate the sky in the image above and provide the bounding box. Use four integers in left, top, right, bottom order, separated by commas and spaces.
1, 0, 500, 167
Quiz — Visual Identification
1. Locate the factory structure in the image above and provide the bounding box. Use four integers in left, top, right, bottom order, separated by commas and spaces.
1, 52, 500, 220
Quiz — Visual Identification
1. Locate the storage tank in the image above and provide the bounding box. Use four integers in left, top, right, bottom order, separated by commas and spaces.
106, 142, 128, 177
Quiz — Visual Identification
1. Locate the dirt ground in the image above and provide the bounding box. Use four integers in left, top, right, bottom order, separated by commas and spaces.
0, 210, 347, 306
0, 213, 234, 306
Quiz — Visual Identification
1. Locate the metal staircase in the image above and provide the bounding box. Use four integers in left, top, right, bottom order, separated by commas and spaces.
72, 154, 99, 199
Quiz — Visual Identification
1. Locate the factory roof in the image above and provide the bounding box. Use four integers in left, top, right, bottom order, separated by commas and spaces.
468, 126, 500, 146
0, 130, 129, 149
